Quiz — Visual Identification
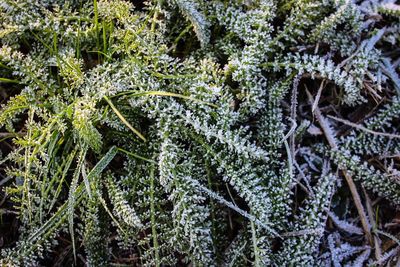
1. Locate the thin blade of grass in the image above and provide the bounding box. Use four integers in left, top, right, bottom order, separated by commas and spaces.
68, 146, 87, 264
104, 96, 147, 142
18, 146, 118, 262
0, 77, 20, 84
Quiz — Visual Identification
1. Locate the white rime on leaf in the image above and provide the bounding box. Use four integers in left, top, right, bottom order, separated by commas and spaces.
106, 176, 143, 228
328, 211, 363, 235
345, 248, 371, 267
380, 57, 400, 94
174, 0, 210, 46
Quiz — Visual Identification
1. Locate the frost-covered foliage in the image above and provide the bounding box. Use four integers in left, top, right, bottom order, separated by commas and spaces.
0, 0, 399, 266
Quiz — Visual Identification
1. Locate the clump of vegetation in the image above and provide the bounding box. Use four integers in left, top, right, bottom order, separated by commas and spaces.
0, 0, 400, 266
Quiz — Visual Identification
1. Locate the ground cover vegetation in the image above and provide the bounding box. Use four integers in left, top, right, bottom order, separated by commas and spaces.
0, 0, 400, 266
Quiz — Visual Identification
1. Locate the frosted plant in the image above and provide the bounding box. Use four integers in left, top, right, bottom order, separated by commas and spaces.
171, 0, 210, 46
0, 0, 399, 266
328, 211, 363, 235
321, 233, 370, 266
310, 1, 363, 55
214, 0, 276, 116
328, 147, 400, 204
83, 193, 109, 267
106, 175, 143, 228
276, 173, 336, 266
280, 53, 365, 105
340, 97, 400, 156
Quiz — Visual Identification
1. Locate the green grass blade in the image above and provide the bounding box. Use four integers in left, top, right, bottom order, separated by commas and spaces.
104, 96, 147, 142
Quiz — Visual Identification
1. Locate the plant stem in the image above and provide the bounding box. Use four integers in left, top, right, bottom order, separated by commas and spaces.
150, 165, 161, 267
